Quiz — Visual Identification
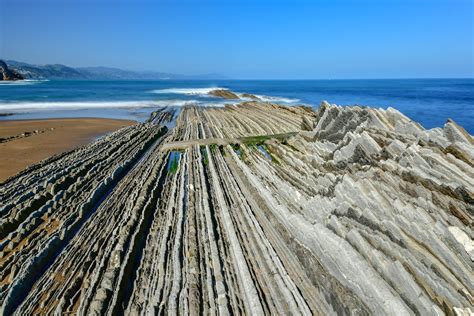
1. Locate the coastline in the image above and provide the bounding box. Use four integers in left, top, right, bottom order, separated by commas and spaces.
0, 117, 135, 181
1, 101, 473, 314
0, 79, 473, 133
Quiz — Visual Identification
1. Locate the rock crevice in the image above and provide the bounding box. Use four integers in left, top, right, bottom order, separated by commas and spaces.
1, 101, 472, 315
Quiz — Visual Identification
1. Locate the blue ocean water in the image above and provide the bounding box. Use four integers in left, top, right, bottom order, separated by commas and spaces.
0, 79, 472, 133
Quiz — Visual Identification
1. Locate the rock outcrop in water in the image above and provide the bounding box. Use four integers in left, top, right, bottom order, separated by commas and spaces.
241, 93, 260, 100
208, 89, 240, 99
0, 100, 472, 315
0, 60, 24, 81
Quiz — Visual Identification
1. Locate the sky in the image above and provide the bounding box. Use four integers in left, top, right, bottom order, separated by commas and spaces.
0, 0, 472, 79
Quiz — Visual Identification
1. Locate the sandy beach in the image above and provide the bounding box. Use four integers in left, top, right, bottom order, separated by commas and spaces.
0, 117, 135, 182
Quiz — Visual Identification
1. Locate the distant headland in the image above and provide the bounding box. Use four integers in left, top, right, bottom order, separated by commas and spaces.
0, 59, 227, 80
0, 60, 24, 81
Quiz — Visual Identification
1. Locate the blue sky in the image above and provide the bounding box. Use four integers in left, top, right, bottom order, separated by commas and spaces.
0, 0, 472, 78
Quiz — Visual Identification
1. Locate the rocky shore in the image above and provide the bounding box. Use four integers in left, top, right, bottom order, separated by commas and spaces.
0, 99, 472, 315
0, 60, 24, 81
208, 88, 260, 100
208, 88, 240, 99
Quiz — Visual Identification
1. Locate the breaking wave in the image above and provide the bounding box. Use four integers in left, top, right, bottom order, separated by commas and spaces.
149, 87, 300, 104
0, 79, 49, 86
248, 94, 300, 104
0, 99, 232, 112
148, 87, 224, 96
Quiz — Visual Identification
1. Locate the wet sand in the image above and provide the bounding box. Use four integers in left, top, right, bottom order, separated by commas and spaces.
0, 118, 135, 182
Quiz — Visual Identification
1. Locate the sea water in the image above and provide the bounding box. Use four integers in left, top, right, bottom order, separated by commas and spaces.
0, 79, 472, 133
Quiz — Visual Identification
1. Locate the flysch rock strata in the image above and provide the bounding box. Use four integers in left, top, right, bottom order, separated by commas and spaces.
0, 99, 472, 315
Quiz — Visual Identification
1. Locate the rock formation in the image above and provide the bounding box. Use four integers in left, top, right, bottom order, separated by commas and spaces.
0, 100, 472, 315
208, 88, 240, 99
241, 93, 261, 100
0, 60, 24, 81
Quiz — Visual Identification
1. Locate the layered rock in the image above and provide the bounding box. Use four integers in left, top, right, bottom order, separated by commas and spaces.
253, 102, 474, 314
241, 93, 260, 100
170, 102, 310, 141
208, 88, 240, 99
0, 100, 472, 315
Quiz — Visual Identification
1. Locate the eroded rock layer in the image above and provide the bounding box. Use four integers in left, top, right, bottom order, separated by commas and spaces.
1, 101, 472, 315
170, 102, 312, 141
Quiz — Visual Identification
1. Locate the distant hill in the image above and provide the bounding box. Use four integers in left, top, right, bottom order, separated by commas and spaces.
3, 60, 227, 80
0, 60, 24, 80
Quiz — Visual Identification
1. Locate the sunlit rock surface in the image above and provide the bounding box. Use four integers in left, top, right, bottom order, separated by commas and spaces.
0, 60, 24, 81
1, 100, 472, 315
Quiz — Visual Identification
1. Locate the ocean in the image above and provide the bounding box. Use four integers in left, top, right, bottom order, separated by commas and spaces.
0, 79, 473, 133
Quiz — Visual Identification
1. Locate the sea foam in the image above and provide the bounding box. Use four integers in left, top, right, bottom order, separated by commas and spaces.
0, 99, 230, 112
0, 79, 49, 86
148, 87, 224, 96
247, 94, 300, 104
149, 87, 300, 104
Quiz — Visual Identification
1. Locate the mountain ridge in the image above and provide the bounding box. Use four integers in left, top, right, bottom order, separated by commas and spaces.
2, 60, 227, 80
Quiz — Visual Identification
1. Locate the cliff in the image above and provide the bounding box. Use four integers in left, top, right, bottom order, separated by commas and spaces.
0, 60, 24, 80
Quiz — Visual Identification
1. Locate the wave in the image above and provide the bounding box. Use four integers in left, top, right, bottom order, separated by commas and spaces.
0, 99, 231, 112
149, 87, 300, 104
239, 94, 300, 104
148, 87, 224, 96
0, 79, 49, 86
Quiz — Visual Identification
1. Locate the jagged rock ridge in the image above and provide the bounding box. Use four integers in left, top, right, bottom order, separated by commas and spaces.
0, 100, 472, 315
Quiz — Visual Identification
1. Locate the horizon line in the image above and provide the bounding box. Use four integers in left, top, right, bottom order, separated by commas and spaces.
30, 77, 474, 81
3, 59, 473, 81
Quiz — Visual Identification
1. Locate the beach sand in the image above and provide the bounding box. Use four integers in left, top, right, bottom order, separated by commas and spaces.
0, 118, 135, 182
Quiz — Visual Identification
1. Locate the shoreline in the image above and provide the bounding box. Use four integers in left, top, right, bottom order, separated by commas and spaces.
1, 101, 473, 314
0, 117, 135, 182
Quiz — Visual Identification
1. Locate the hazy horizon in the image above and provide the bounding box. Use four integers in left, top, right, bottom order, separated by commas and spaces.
3, 58, 474, 80
1, 0, 473, 79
